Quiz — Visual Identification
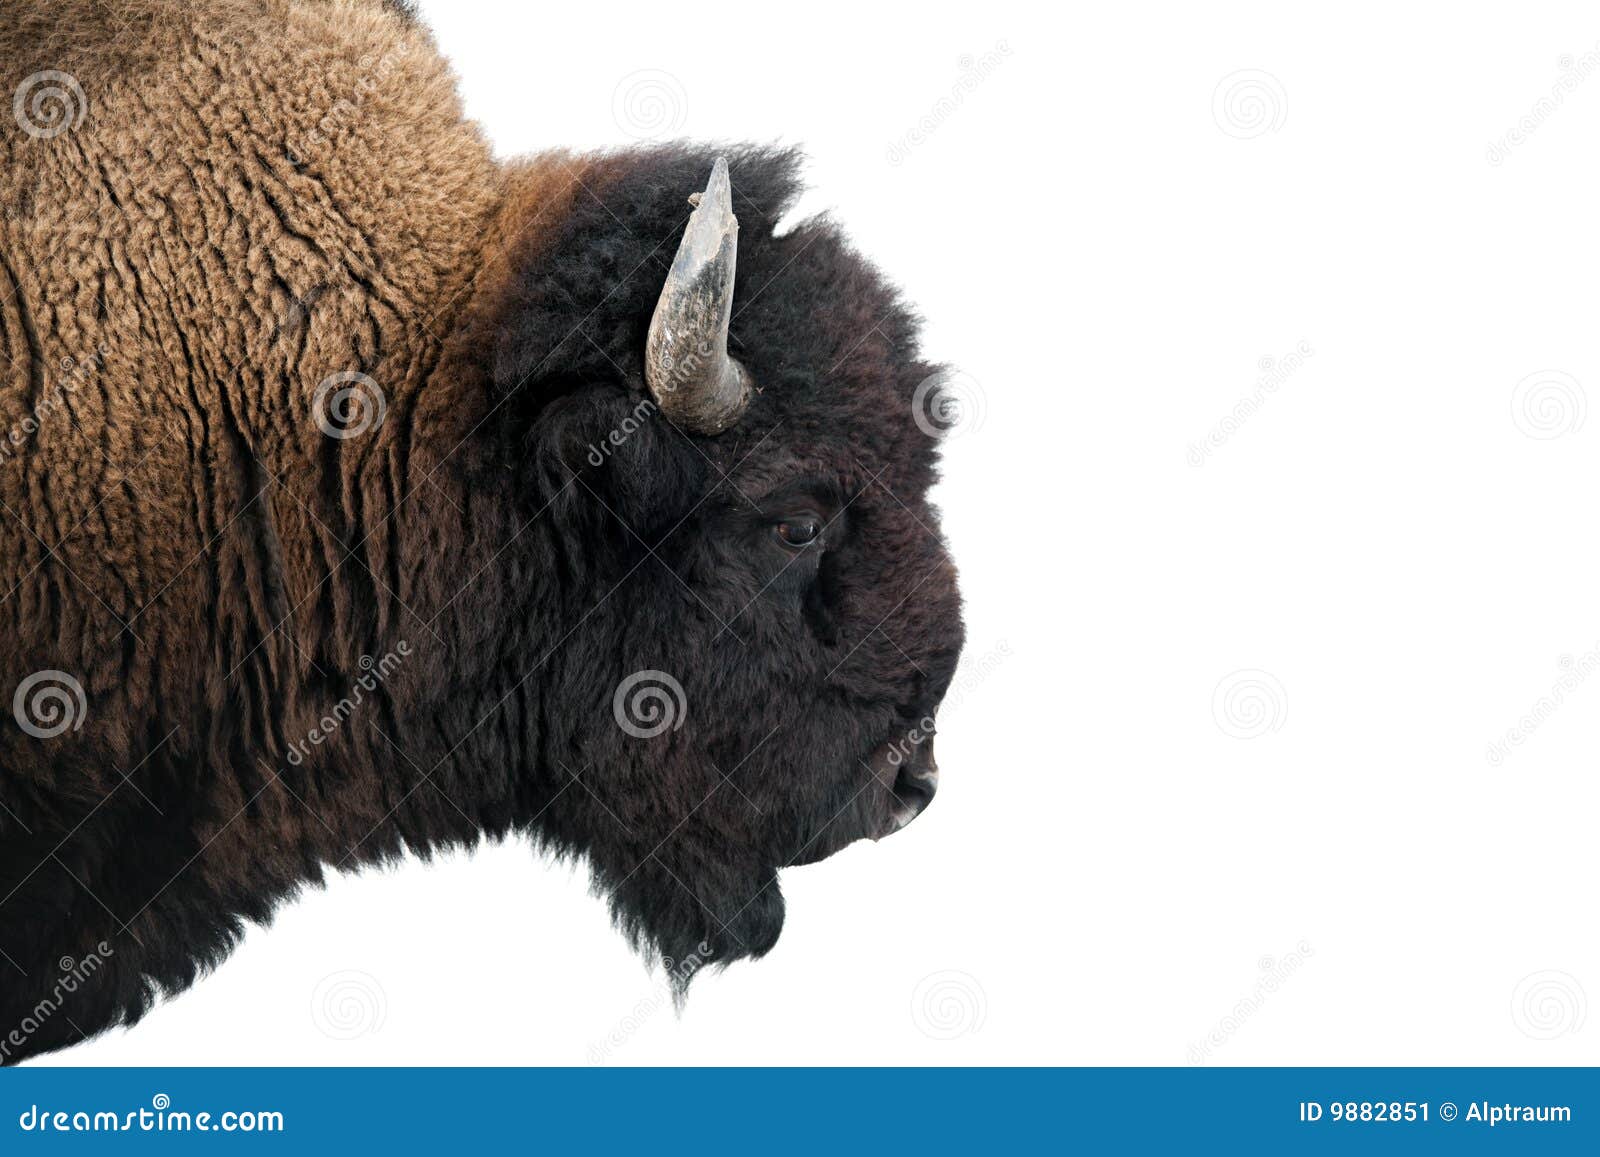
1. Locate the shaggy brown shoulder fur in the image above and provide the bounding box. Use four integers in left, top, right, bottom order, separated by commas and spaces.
2, 0, 508, 684
1, 0, 599, 1054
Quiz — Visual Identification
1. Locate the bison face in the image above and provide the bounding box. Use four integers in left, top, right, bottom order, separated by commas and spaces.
480, 145, 964, 983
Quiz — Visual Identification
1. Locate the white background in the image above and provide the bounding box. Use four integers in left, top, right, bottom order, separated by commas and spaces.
52, 0, 1598, 1065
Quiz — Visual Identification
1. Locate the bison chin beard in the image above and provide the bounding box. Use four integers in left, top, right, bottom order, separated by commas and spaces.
590, 844, 786, 997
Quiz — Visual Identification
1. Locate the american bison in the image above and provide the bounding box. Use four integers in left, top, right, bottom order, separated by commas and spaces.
0, 0, 964, 1062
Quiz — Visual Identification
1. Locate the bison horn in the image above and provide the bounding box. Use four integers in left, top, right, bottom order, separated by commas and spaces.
644, 157, 752, 434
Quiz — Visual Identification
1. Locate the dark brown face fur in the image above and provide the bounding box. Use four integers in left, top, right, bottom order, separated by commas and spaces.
448, 143, 966, 976
0, 3, 963, 1062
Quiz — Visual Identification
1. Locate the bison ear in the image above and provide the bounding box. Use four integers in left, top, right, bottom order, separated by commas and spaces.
524, 382, 706, 541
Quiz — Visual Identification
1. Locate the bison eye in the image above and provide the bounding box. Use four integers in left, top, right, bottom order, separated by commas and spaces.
774, 518, 822, 548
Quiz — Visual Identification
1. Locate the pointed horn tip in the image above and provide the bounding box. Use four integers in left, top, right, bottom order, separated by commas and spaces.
700, 157, 733, 211
681, 163, 737, 243
686, 159, 731, 210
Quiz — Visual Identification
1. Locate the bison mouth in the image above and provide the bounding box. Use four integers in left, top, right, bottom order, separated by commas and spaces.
785, 734, 940, 867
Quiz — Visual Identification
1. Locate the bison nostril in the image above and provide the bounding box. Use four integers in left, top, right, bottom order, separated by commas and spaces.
888, 762, 938, 831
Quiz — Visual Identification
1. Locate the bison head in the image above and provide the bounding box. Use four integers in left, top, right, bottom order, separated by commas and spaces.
458, 145, 966, 983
